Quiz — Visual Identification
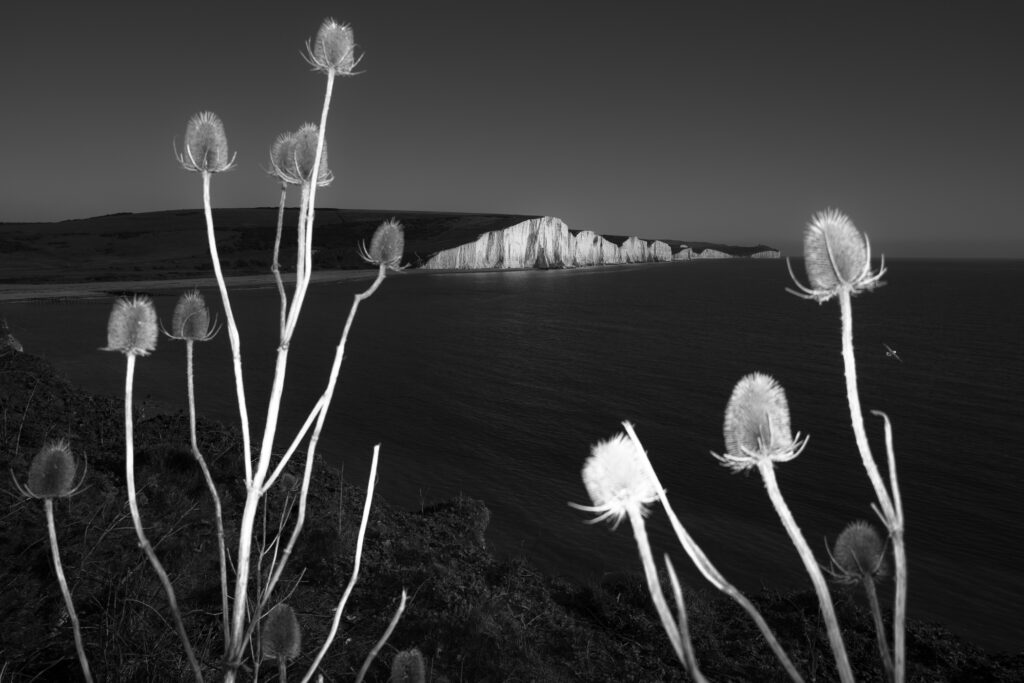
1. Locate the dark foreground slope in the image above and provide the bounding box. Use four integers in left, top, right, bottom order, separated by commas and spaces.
1, 350, 1020, 681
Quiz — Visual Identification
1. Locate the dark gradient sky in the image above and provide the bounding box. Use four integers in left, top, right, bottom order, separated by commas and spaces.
2, 2, 1021, 256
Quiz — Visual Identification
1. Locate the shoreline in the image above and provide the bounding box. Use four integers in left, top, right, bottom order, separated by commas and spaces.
0, 260, 690, 304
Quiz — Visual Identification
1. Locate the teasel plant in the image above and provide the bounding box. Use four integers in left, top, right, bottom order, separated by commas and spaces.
572, 421, 804, 682
163, 289, 231, 650
826, 520, 894, 681
787, 208, 907, 683
171, 19, 407, 680
101, 295, 204, 681
711, 372, 854, 683
10, 439, 92, 682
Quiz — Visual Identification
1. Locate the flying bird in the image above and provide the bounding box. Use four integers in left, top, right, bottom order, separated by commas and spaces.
884, 343, 902, 362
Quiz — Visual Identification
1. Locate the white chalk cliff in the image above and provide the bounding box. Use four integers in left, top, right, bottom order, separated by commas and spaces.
421, 216, 773, 270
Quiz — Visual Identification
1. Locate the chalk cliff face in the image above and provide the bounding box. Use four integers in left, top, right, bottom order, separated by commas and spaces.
420, 217, 774, 270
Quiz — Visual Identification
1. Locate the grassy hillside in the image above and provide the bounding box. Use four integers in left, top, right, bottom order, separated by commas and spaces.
0, 209, 774, 285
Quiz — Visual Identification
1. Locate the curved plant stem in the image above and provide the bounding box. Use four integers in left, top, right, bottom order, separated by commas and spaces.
622, 422, 804, 682
45, 499, 93, 683
186, 339, 230, 651
355, 590, 408, 683
758, 461, 854, 683
839, 290, 906, 683
874, 409, 907, 683
863, 577, 894, 681
202, 169, 252, 485
300, 445, 380, 683
272, 183, 289, 340
245, 268, 387, 647
627, 508, 704, 680
123, 354, 203, 682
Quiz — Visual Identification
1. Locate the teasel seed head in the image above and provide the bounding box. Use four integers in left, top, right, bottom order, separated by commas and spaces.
102, 295, 158, 356
713, 373, 808, 472
569, 428, 661, 530
359, 219, 406, 270
166, 289, 218, 342
287, 123, 333, 186
787, 208, 886, 303
829, 520, 890, 586
278, 472, 298, 493
268, 131, 299, 185
177, 111, 236, 173
390, 647, 426, 683
261, 603, 301, 662
306, 18, 360, 76
22, 439, 81, 499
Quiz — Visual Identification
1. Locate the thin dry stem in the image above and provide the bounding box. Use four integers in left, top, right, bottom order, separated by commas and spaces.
45, 499, 93, 682
123, 355, 203, 682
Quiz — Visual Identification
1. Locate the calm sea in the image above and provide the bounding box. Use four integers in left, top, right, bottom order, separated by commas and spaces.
5, 259, 1022, 653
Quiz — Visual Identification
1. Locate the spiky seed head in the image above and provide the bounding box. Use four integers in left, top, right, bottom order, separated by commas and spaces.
289, 123, 332, 186
309, 19, 358, 75
269, 131, 299, 184
714, 373, 806, 472
278, 472, 297, 493
102, 295, 158, 356
361, 219, 405, 270
181, 112, 232, 173
803, 209, 868, 290
390, 647, 426, 683
575, 431, 660, 529
27, 439, 77, 499
170, 289, 211, 341
261, 603, 301, 662
832, 520, 890, 585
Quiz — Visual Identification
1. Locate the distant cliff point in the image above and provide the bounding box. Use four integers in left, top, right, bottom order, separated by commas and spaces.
0, 209, 778, 284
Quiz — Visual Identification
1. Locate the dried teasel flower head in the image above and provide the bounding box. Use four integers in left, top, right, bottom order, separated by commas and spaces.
828, 520, 890, 585
268, 131, 299, 185
713, 373, 808, 472
166, 289, 219, 342
787, 208, 886, 303
102, 295, 158, 356
359, 219, 406, 270
261, 603, 301, 662
283, 123, 333, 186
177, 111, 236, 173
13, 439, 86, 500
390, 647, 426, 683
569, 427, 661, 530
278, 472, 298, 493
305, 18, 360, 76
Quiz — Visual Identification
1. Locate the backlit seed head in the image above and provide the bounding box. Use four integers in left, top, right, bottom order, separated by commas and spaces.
787, 208, 886, 303
390, 647, 426, 683
27, 439, 78, 499
178, 112, 234, 173
261, 603, 301, 662
831, 520, 890, 585
288, 123, 332, 186
169, 289, 214, 341
571, 430, 660, 530
268, 131, 299, 185
102, 295, 158, 356
714, 373, 807, 472
307, 19, 359, 76
359, 219, 406, 270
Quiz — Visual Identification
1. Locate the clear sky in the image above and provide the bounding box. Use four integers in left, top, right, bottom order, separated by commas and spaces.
1, 1, 1021, 257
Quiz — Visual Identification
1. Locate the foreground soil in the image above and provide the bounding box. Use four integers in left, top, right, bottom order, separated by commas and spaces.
1, 350, 1021, 681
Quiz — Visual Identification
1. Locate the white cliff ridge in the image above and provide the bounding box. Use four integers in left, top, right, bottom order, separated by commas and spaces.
420, 216, 775, 270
